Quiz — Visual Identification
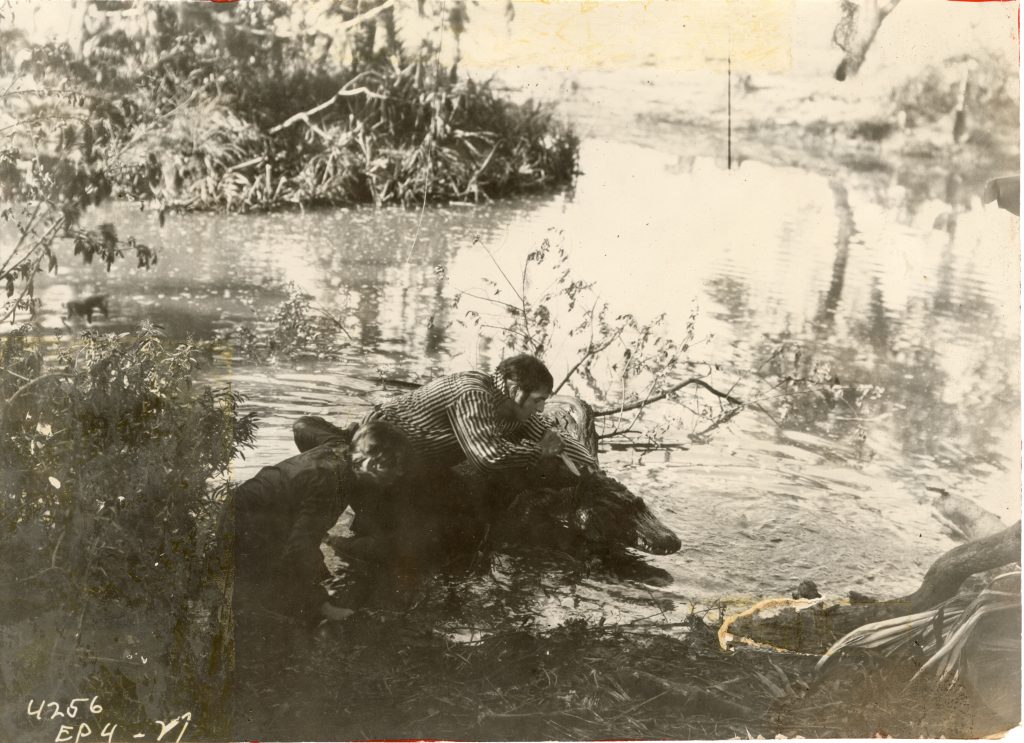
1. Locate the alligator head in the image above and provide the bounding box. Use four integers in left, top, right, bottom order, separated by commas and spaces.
570, 471, 681, 555
501, 470, 681, 556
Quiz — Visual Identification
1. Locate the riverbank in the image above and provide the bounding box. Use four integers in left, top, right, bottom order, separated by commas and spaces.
229, 598, 997, 741
483, 63, 1018, 197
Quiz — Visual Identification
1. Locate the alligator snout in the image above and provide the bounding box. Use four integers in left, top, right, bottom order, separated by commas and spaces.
633, 512, 682, 555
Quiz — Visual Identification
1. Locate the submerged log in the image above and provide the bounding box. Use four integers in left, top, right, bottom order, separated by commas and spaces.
724, 521, 1021, 654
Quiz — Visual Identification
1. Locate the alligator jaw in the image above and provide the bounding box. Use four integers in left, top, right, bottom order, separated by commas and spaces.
632, 512, 682, 555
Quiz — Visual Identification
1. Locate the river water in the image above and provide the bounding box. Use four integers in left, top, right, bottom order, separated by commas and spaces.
24, 113, 1020, 629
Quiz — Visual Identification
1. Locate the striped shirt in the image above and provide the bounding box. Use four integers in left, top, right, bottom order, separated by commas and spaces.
363, 370, 596, 474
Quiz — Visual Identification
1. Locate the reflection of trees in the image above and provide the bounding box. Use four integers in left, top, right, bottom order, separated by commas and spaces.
813, 181, 855, 334
303, 205, 528, 368
352, 286, 383, 347
845, 274, 891, 358
750, 306, 1016, 475
738, 177, 1015, 475
704, 275, 751, 325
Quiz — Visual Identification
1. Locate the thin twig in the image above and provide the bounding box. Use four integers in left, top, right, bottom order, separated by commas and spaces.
225, 155, 265, 173
454, 289, 520, 312
475, 238, 524, 305
688, 405, 744, 440
478, 323, 532, 341
1, 372, 65, 419
1, 199, 44, 271
312, 304, 356, 342
462, 143, 499, 197
621, 376, 663, 435
596, 428, 641, 440
553, 331, 622, 395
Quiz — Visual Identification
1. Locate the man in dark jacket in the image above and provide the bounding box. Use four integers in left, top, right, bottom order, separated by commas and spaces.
231, 421, 411, 629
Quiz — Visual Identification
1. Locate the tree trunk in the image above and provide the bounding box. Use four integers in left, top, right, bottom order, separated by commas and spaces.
833, 0, 903, 81
67, 0, 91, 58
903, 520, 1020, 612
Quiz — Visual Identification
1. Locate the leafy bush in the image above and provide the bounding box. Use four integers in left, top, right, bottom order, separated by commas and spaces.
0, 326, 256, 739
0, 3, 577, 320
2, 10, 578, 214
890, 53, 1019, 133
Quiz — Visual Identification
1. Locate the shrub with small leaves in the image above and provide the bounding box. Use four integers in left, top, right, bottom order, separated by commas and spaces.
0, 326, 256, 738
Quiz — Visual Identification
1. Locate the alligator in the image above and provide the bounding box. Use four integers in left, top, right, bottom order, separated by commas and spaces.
291, 399, 681, 559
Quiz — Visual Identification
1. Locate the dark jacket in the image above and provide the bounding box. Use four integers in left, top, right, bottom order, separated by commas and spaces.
232, 441, 353, 622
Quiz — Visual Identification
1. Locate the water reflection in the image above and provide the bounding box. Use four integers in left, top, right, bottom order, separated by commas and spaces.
19, 136, 1020, 618
814, 181, 855, 333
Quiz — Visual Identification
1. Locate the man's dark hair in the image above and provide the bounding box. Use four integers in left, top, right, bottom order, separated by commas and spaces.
497, 354, 554, 394
353, 421, 413, 460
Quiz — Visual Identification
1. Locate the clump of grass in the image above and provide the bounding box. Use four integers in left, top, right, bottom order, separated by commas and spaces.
159, 65, 579, 211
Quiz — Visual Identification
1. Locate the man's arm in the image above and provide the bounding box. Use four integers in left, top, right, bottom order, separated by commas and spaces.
523, 413, 598, 471
448, 389, 543, 472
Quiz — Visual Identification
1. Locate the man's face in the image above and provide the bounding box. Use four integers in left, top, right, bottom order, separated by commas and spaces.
350, 427, 407, 488
510, 385, 550, 422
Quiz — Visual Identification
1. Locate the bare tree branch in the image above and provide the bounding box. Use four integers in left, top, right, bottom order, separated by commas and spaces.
453, 290, 520, 313
268, 71, 382, 135
593, 377, 743, 417
1, 372, 66, 429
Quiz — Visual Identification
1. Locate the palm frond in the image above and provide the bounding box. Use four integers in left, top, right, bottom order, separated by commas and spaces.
817, 601, 965, 671
817, 569, 1020, 674
913, 571, 1021, 683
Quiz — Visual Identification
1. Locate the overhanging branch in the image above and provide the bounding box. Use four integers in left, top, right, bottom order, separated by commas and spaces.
592, 377, 743, 418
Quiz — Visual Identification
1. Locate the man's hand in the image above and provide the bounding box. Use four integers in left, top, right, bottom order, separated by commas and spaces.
539, 429, 565, 458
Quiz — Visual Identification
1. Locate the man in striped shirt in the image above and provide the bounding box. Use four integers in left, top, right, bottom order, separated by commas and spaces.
364, 354, 596, 483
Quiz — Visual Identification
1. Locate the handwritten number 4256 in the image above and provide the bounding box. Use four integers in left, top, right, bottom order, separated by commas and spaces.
27, 698, 103, 721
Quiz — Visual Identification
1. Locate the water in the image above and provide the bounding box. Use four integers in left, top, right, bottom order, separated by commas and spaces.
23, 122, 1020, 628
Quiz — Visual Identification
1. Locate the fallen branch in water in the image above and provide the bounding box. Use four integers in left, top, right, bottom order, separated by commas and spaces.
602, 440, 690, 452
374, 374, 744, 418
377, 375, 423, 390
592, 378, 743, 418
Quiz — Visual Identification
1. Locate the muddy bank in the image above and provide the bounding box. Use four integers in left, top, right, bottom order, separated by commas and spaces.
220, 515, 1021, 740
229, 609, 991, 741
